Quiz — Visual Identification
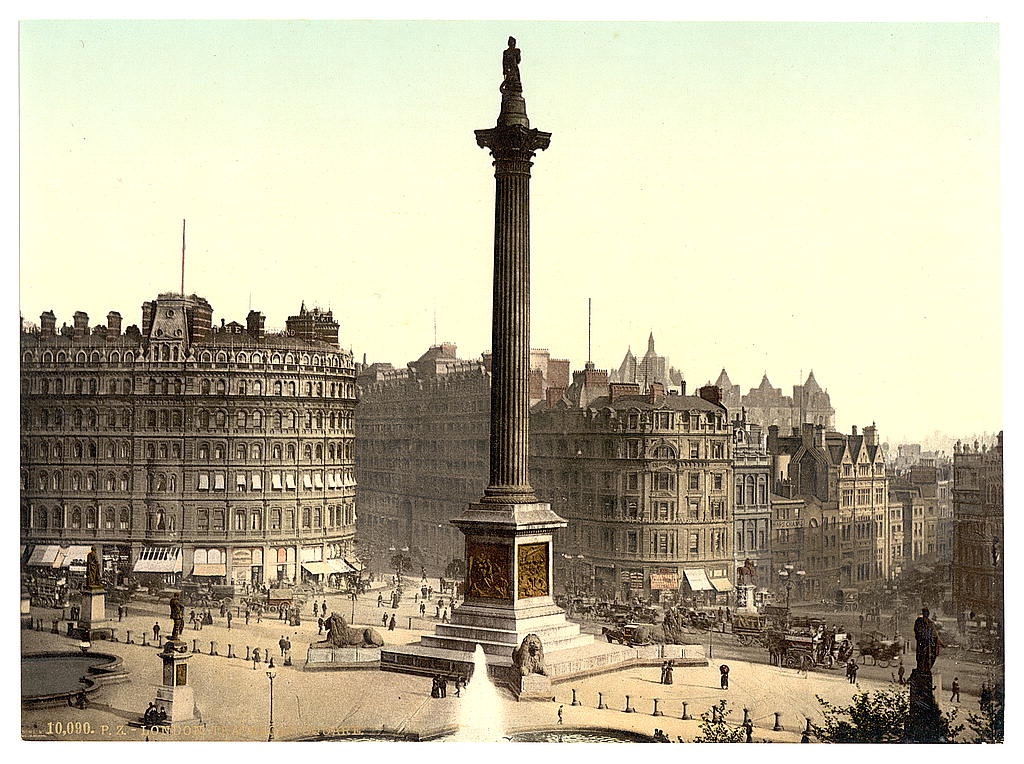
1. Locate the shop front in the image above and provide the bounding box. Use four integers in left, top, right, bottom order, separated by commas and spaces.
230, 548, 264, 586
682, 568, 715, 606
651, 568, 680, 605
132, 546, 183, 587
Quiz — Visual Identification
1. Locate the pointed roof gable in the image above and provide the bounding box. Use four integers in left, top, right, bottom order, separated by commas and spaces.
715, 368, 732, 388
804, 369, 822, 393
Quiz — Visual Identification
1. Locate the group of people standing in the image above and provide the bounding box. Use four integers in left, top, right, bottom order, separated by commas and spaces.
430, 674, 465, 698
659, 660, 675, 684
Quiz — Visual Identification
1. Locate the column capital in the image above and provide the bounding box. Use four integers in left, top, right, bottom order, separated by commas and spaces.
475, 124, 552, 157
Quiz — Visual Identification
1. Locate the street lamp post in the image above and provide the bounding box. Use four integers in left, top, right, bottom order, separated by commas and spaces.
778, 564, 805, 611
266, 661, 277, 741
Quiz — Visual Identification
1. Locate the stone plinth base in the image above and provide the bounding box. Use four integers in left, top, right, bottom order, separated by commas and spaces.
68, 623, 117, 642
79, 588, 107, 626
736, 584, 758, 614
154, 683, 196, 724
905, 668, 945, 742
305, 645, 381, 670
517, 672, 553, 700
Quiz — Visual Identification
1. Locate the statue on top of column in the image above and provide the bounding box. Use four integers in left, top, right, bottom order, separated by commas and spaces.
501, 37, 522, 93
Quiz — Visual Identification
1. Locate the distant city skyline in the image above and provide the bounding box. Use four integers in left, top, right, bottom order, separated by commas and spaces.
19, 21, 1002, 442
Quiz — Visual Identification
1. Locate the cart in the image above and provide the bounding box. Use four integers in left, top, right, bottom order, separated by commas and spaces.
857, 631, 902, 667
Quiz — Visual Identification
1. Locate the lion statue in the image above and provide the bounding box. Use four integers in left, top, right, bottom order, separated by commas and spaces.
320, 613, 384, 648
511, 633, 546, 676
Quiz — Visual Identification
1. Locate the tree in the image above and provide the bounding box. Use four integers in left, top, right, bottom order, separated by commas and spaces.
390, 553, 412, 580
966, 683, 1004, 743
691, 700, 746, 743
811, 687, 961, 743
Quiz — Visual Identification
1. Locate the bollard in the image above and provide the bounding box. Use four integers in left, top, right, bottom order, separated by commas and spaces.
773, 711, 784, 731
408, 617, 412, 629
598, 692, 607, 710
192, 639, 199, 653
126, 630, 132, 644
228, 644, 235, 659
571, 688, 581, 706
743, 708, 751, 725
265, 648, 271, 664
624, 695, 635, 713
653, 698, 663, 717
681, 701, 691, 720
804, 718, 812, 735
142, 634, 148, 646
245, 646, 251, 661
210, 641, 218, 656
52, 619, 59, 634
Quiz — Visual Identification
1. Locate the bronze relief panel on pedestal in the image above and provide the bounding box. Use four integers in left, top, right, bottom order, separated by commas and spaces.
467, 541, 512, 599
517, 542, 549, 598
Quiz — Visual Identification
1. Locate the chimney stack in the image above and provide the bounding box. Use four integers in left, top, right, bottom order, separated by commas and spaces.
851, 425, 858, 436
40, 310, 56, 337
246, 310, 265, 340
107, 311, 122, 337
72, 311, 89, 337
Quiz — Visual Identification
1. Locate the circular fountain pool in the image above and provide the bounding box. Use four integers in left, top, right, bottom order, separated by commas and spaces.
508, 729, 652, 743
21, 652, 125, 707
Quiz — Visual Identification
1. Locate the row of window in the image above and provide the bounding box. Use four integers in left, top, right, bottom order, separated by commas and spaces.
840, 488, 886, 507
23, 373, 355, 398
22, 406, 355, 433
23, 503, 356, 533
623, 410, 728, 432
22, 347, 350, 369
195, 470, 355, 492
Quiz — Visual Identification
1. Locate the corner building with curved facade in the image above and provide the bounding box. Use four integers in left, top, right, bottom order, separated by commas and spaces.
20, 293, 358, 587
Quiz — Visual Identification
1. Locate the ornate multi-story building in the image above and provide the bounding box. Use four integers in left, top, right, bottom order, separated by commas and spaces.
952, 433, 1003, 632
20, 294, 358, 587
716, 369, 835, 431
355, 343, 569, 574
732, 416, 772, 592
532, 376, 734, 604
768, 423, 889, 601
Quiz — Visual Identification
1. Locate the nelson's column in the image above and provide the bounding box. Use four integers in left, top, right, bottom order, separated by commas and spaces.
382, 38, 619, 693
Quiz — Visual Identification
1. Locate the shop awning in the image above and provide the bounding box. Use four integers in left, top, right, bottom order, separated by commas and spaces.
326, 558, 357, 575
192, 563, 227, 576
61, 546, 92, 567
710, 577, 734, 592
133, 547, 183, 573
301, 561, 330, 576
345, 558, 364, 572
683, 568, 714, 592
27, 545, 62, 567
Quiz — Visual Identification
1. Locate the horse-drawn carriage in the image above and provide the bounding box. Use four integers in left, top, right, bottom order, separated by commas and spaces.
732, 613, 770, 646
857, 631, 902, 667
602, 623, 654, 647
766, 624, 853, 671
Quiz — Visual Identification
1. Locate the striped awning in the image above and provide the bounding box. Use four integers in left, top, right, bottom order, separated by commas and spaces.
133, 547, 182, 573
683, 569, 714, 592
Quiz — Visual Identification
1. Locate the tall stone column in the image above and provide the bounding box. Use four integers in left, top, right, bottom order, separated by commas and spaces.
474, 40, 550, 505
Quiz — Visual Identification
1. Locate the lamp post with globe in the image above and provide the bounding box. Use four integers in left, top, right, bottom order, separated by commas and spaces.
778, 564, 805, 611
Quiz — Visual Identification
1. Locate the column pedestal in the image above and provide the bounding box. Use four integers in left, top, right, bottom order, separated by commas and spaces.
68, 587, 115, 641
905, 668, 944, 742
154, 640, 198, 725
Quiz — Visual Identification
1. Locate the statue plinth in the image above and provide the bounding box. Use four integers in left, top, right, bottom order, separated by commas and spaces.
154, 642, 197, 724
68, 586, 115, 641
905, 669, 944, 742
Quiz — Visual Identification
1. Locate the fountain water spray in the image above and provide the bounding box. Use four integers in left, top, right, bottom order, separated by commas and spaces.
453, 644, 507, 742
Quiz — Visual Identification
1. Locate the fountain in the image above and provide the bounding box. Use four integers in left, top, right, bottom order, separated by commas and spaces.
452, 645, 507, 742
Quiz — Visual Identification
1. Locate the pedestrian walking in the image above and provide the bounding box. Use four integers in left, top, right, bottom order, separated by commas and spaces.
377, 593, 384, 608
859, 613, 865, 629
897, 661, 905, 685
419, 602, 426, 616
252, 647, 261, 669
245, 609, 251, 625
951, 677, 961, 703
848, 659, 858, 684
226, 611, 232, 630
322, 601, 328, 618
318, 616, 324, 634
557, 705, 564, 725
720, 663, 730, 690
665, 660, 674, 685
436, 604, 441, 618
440, 676, 448, 698
279, 636, 288, 657
441, 609, 449, 624
382, 613, 389, 628
153, 622, 160, 641
388, 614, 397, 631
431, 676, 440, 698
660, 661, 668, 684
117, 605, 123, 622
454, 678, 462, 697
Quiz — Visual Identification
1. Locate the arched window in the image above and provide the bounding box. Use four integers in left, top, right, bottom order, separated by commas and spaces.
745, 475, 755, 506
104, 507, 115, 529
237, 411, 247, 428
36, 506, 48, 528
119, 509, 129, 530
253, 381, 262, 395
86, 507, 97, 529
201, 380, 211, 394
51, 507, 63, 527
216, 380, 226, 394
304, 444, 313, 461
736, 477, 745, 505
105, 473, 115, 491
237, 444, 247, 460
120, 473, 129, 491
253, 410, 262, 428
252, 444, 262, 459
315, 444, 323, 460
274, 381, 282, 395
758, 476, 767, 504
287, 444, 296, 460
71, 473, 81, 491
272, 444, 282, 459
71, 508, 82, 529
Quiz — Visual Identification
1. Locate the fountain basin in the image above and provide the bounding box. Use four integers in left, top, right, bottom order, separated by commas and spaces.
21, 651, 127, 708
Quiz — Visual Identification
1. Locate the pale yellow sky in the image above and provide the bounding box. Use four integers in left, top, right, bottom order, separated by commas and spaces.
17, 19, 1005, 442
